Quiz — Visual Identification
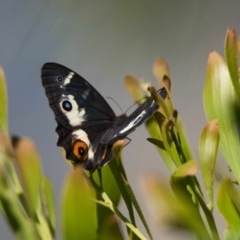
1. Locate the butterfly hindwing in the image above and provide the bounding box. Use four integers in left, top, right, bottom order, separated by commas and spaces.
56, 122, 111, 170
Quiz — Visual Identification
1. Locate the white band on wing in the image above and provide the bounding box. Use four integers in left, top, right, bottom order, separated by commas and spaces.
119, 110, 146, 134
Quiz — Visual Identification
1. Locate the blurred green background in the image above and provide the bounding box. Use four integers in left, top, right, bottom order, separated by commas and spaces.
0, 1, 239, 239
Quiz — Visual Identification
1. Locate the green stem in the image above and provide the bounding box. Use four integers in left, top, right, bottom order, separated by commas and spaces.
194, 187, 220, 240
90, 177, 148, 240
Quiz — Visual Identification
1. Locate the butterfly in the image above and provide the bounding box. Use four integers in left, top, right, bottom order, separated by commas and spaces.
41, 63, 167, 171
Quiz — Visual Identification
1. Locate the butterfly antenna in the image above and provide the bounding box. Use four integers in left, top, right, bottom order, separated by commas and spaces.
106, 97, 123, 114
125, 97, 146, 115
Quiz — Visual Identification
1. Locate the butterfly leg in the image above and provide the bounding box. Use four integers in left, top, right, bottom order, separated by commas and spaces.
97, 168, 103, 188
123, 137, 131, 148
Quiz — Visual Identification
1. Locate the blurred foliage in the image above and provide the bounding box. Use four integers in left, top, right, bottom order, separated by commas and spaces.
1, 29, 240, 240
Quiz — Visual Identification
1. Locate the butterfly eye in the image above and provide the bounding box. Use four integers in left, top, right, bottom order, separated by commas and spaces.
73, 140, 88, 162
57, 76, 63, 83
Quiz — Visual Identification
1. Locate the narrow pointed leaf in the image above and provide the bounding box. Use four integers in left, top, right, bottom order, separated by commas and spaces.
61, 166, 97, 240
108, 141, 136, 228
97, 214, 124, 240
14, 138, 42, 216
148, 86, 171, 118
0, 189, 38, 240
217, 178, 240, 231
90, 164, 121, 235
145, 117, 175, 172
124, 75, 143, 101
143, 174, 210, 238
42, 177, 55, 236
152, 59, 174, 114
160, 120, 182, 167
172, 160, 197, 178
175, 118, 193, 161
203, 51, 240, 184
237, 35, 240, 53
95, 195, 147, 240
147, 138, 165, 150
224, 229, 240, 240
91, 163, 120, 207
225, 29, 240, 104
121, 175, 153, 240
0, 67, 8, 136
153, 58, 170, 88
199, 119, 219, 211
170, 176, 211, 239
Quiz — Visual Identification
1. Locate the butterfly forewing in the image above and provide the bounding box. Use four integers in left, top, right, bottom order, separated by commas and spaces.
41, 63, 116, 130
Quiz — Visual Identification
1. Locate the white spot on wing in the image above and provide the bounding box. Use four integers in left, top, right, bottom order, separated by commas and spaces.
119, 110, 146, 134
82, 89, 90, 100
78, 108, 86, 117
59, 94, 86, 126
64, 72, 74, 86
73, 129, 94, 160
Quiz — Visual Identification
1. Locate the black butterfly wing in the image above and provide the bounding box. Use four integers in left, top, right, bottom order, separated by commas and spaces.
56, 122, 112, 170
41, 63, 118, 170
116, 87, 167, 137
41, 62, 116, 130
98, 87, 167, 168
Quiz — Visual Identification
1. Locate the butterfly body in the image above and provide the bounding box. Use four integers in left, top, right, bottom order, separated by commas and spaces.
41, 63, 167, 170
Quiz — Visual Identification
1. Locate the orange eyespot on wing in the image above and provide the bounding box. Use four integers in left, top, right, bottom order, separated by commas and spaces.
72, 140, 88, 162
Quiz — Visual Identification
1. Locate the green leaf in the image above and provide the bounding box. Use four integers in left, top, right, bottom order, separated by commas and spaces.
124, 75, 143, 102
199, 119, 219, 211
224, 228, 240, 240
170, 175, 211, 239
160, 119, 182, 167
147, 138, 165, 150
142, 174, 174, 222
121, 174, 153, 240
203, 51, 240, 184
0, 66, 8, 136
225, 29, 240, 104
174, 118, 193, 161
42, 177, 55, 236
143, 174, 210, 238
107, 141, 151, 240
61, 166, 97, 240
0, 141, 38, 239
95, 191, 147, 240
148, 86, 171, 119
89, 164, 121, 236
91, 164, 121, 207
97, 214, 124, 240
14, 138, 42, 216
108, 141, 137, 231
145, 115, 175, 173
172, 160, 198, 178
217, 178, 240, 232
152, 58, 174, 113
0, 189, 38, 240
152, 58, 171, 89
